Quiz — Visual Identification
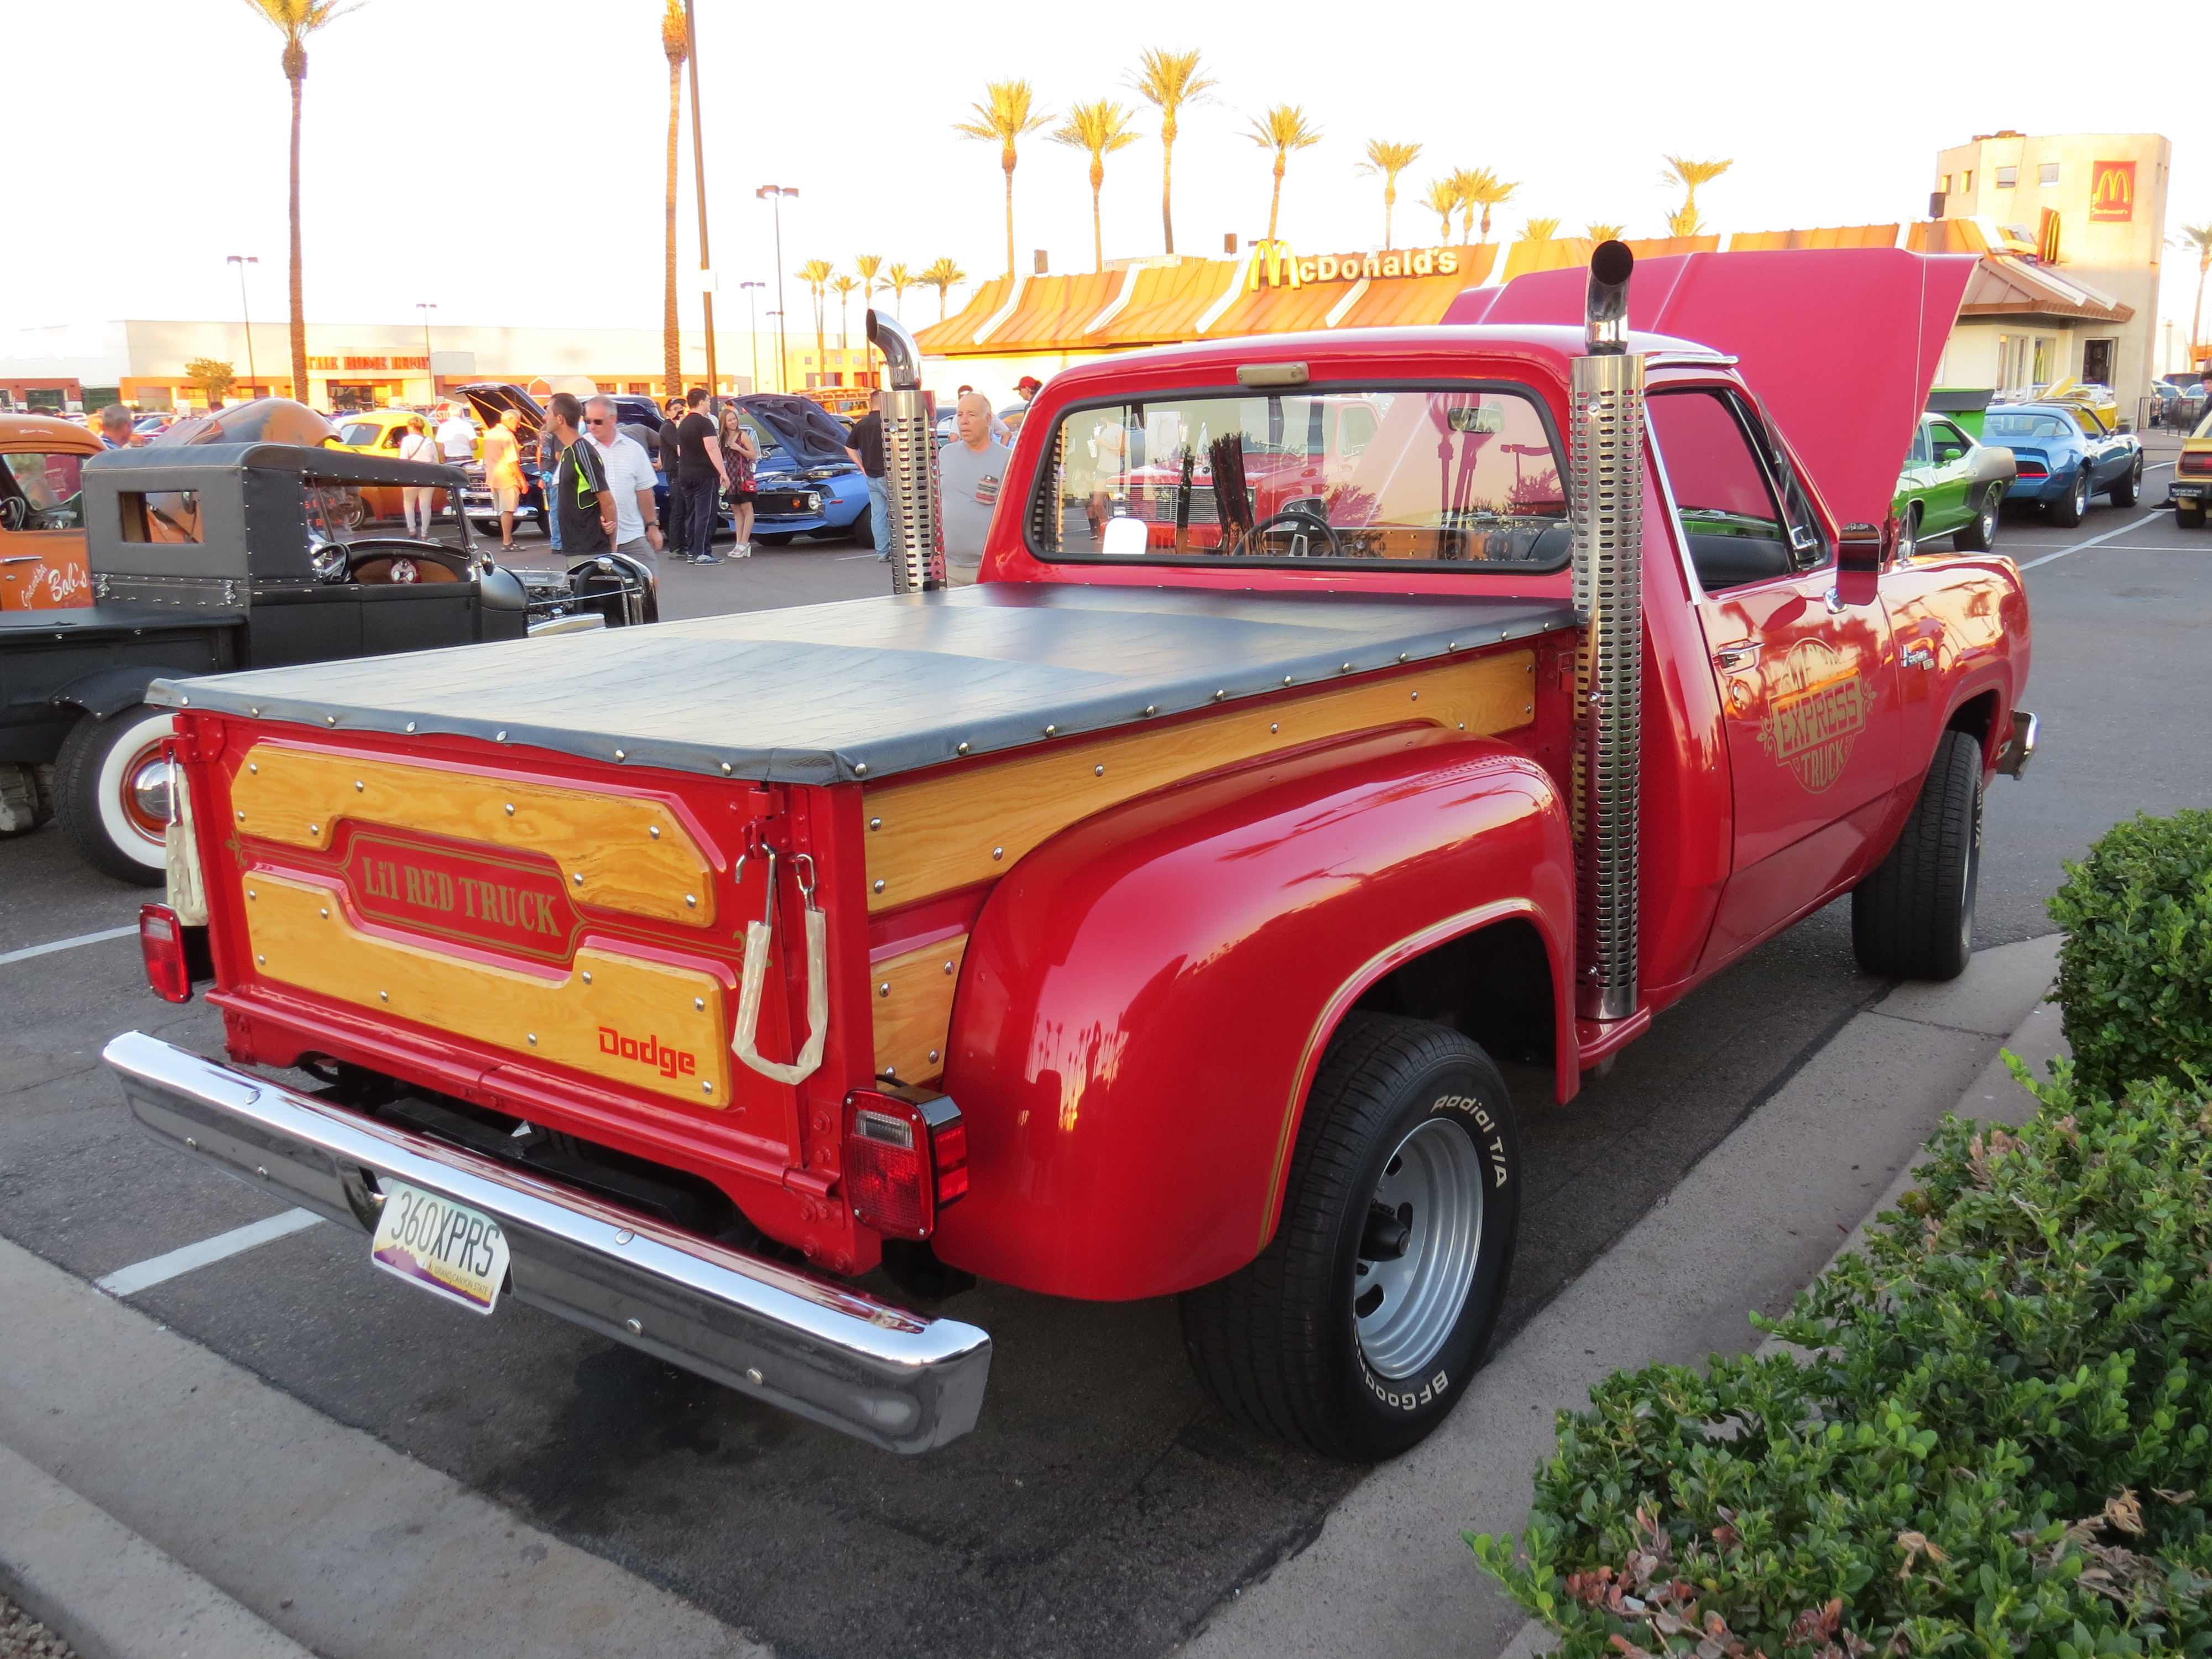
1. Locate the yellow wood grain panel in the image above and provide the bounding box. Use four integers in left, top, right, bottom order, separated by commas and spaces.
869, 935, 968, 1085
861, 653, 1533, 911
231, 744, 714, 927
243, 871, 732, 1107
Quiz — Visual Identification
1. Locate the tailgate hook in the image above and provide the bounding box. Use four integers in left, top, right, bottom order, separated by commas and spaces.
730, 847, 828, 1086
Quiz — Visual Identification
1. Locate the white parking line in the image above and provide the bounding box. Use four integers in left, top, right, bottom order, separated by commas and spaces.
0, 924, 139, 967
96, 1208, 324, 1297
2016, 513, 2164, 571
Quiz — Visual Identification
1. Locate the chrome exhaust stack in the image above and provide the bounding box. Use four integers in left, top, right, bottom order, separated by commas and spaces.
1569, 242, 1645, 1025
867, 309, 939, 594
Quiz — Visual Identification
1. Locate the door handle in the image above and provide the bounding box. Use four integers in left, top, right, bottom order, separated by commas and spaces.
1712, 641, 1759, 671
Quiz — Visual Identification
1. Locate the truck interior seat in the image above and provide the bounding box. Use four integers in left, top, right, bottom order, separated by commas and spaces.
1686, 533, 1793, 591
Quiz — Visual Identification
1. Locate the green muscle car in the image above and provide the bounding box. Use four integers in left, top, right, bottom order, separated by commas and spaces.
1894, 412, 2017, 555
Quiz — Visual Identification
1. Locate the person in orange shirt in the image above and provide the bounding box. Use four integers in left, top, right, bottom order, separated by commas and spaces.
480, 409, 526, 550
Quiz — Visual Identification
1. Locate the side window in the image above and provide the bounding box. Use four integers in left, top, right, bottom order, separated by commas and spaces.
1930, 421, 1970, 461
1650, 390, 1797, 591
1908, 421, 1932, 465
2073, 409, 2106, 439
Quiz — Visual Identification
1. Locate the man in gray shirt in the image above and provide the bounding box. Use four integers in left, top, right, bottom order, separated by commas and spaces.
937, 392, 1011, 587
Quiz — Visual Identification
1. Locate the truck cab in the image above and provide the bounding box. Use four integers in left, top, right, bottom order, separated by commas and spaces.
107, 248, 2033, 1460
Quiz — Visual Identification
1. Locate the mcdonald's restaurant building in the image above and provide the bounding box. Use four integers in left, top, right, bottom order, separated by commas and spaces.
915, 130, 2172, 413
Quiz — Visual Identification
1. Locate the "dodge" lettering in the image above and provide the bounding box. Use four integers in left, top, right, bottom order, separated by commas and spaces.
597, 1026, 700, 1080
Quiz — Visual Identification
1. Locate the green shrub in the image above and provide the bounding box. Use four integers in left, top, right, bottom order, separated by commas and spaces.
2047, 809, 2212, 1099
1468, 1061, 2212, 1658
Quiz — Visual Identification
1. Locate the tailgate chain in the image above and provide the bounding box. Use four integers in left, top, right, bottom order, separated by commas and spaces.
730, 848, 828, 1086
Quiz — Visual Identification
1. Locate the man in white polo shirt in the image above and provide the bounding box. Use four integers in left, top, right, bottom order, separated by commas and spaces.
582, 397, 664, 565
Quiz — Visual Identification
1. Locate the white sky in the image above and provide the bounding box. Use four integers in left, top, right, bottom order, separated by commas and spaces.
6, 0, 2205, 346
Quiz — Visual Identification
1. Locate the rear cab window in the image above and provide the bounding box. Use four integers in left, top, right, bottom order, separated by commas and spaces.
1025, 385, 1569, 570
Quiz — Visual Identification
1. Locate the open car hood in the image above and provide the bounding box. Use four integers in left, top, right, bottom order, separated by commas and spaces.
457, 383, 546, 441
737, 395, 852, 467
1448, 248, 1979, 532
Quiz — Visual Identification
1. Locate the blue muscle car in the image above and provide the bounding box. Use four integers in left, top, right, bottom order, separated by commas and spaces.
1979, 401, 2143, 529
733, 395, 872, 545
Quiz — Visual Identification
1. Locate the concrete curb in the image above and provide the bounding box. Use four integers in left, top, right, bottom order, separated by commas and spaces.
0, 1442, 311, 1659
1184, 936, 2067, 1659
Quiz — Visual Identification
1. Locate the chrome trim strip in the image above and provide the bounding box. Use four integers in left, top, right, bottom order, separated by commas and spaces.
1996, 708, 2038, 778
101, 1031, 991, 1454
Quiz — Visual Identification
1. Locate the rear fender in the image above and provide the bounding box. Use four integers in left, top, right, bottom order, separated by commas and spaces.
49, 665, 173, 719
930, 727, 1573, 1301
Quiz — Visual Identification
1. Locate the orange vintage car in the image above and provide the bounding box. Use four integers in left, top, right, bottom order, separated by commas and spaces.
0, 413, 101, 610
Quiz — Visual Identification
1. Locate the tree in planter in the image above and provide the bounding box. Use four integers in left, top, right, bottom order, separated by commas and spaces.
185, 358, 237, 408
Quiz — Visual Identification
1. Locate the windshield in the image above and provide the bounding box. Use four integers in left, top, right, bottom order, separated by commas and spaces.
1984, 412, 2074, 440
1028, 386, 1567, 568
2, 452, 86, 528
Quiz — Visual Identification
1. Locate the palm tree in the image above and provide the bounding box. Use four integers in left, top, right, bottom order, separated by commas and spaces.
1246, 104, 1322, 244
1449, 167, 1516, 242
885, 262, 915, 320
1129, 48, 1217, 255
796, 259, 833, 387
853, 253, 884, 312
954, 80, 1051, 280
921, 258, 967, 322
659, 0, 687, 398
2180, 223, 2212, 362
1661, 155, 1733, 234
1051, 100, 1141, 273
1421, 178, 1459, 243
1586, 222, 1626, 244
1518, 218, 1561, 242
1356, 140, 1422, 249
831, 274, 860, 349
241, 0, 358, 405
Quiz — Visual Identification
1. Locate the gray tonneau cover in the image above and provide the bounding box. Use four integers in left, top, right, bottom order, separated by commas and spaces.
149, 585, 1577, 784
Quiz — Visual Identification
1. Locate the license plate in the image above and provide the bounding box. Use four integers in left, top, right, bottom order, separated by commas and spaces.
763, 494, 808, 514
369, 1178, 510, 1314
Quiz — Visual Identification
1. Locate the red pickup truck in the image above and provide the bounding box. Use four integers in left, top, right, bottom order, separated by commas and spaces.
106, 246, 2033, 1459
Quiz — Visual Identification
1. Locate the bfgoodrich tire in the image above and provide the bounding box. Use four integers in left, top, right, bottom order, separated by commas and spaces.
1180, 1012, 1519, 1459
54, 703, 174, 885
1851, 727, 1983, 980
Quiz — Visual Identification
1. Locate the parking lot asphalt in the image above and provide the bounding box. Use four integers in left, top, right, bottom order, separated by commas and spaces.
3, 450, 2206, 1659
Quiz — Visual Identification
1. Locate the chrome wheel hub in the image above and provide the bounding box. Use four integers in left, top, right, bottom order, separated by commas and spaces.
126, 757, 173, 833
1353, 1116, 1483, 1379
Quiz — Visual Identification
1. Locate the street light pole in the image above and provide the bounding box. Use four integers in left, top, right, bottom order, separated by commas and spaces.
683, 0, 717, 395
226, 255, 259, 392
415, 302, 436, 400
756, 186, 798, 395
739, 281, 765, 395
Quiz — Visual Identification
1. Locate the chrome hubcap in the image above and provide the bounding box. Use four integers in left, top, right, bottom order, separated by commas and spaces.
126, 755, 172, 835
1354, 1116, 1483, 1379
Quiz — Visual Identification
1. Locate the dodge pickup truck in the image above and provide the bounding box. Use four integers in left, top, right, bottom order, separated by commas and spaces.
104, 245, 2034, 1459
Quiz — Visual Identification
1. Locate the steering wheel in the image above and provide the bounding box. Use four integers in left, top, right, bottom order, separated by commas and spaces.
1248, 508, 1342, 559
0, 497, 27, 533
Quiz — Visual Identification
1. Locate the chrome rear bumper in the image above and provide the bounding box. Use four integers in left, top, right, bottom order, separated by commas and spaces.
1996, 708, 2038, 779
102, 1032, 990, 1453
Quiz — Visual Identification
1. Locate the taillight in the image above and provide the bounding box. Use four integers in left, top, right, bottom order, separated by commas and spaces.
843, 1089, 968, 1240
139, 903, 192, 1003
2015, 460, 2048, 478
2180, 453, 2212, 476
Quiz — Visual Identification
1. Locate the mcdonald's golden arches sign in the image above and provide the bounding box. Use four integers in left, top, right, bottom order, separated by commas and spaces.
2089, 161, 2136, 223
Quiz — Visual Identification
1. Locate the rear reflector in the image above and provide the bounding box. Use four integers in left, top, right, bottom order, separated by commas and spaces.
843, 1089, 968, 1240
139, 904, 192, 1003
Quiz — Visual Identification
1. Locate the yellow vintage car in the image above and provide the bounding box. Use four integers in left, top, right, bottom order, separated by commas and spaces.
2176, 405, 2212, 530
331, 409, 453, 526
0, 413, 102, 611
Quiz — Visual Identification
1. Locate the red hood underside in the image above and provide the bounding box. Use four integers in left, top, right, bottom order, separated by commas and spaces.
1447, 248, 1979, 531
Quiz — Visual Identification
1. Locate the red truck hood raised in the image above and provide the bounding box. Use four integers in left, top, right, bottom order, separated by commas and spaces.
1447, 248, 1978, 532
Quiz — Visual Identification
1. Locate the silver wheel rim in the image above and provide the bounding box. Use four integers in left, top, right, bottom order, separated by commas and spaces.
1354, 1116, 1484, 1379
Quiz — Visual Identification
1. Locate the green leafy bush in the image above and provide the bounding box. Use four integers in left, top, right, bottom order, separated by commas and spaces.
2047, 808, 2212, 1099
1468, 1061, 2212, 1658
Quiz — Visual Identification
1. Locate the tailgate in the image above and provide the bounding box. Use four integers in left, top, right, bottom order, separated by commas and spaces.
178, 712, 873, 1269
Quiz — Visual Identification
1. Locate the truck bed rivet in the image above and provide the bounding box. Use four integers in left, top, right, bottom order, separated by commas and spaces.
1283, 676, 1293, 686
720, 761, 732, 774
256, 954, 265, 964
528, 1033, 537, 1044
992, 847, 1004, 860
684, 894, 697, 907
405, 722, 415, 733
615, 1229, 634, 1244
1448, 641, 1459, 650
693, 996, 703, 1009
1142, 706, 1156, 718
956, 742, 970, 755
853, 763, 868, 776
354, 780, 364, 792
325, 714, 336, 726
626, 1318, 643, 1334
1340, 662, 1353, 672
869, 817, 883, 830
879, 982, 891, 997
1411, 691, 1420, 701
504, 803, 514, 815
873, 879, 886, 893
496, 731, 507, 742
248, 763, 258, 774
319, 907, 328, 919
573, 873, 584, 885
185, 1137, 197, 1150
1270, 723, 1280, 734
380, 990, 389, 1002
247, 890, 256, 900
701, 1081, 713, 1094
1043, 725, 1057, 737
649, 826, 660, 838
1458, 722, 1467, 731
582, 972, 593, 983
257, 1166, 269, 1179
249, 707, 259, 717
237, 810, 245, 821
943, 960, 954, 974
613, 749, 625, 761
745, 1367, 764, 1386
1094, 764, 1105, 776
1399, 653, 1409, 662
929, 1049, 941, 1063
1213, 690, 1226, 701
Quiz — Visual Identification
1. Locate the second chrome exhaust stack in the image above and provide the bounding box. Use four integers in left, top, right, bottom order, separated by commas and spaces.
1569, 242, 1644, 1025
867, 309, 940, 594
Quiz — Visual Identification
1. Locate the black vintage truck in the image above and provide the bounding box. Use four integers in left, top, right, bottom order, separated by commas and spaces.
0, 435, 655, 882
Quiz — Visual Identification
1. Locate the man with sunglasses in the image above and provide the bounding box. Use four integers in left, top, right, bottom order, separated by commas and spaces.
544, 393, 619, 556
582, 395, 664, 565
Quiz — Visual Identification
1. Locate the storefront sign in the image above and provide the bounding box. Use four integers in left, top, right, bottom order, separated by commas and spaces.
2089, 161, 2136, 223
303, 355, 431, 374
1248, 240, 1462, 291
